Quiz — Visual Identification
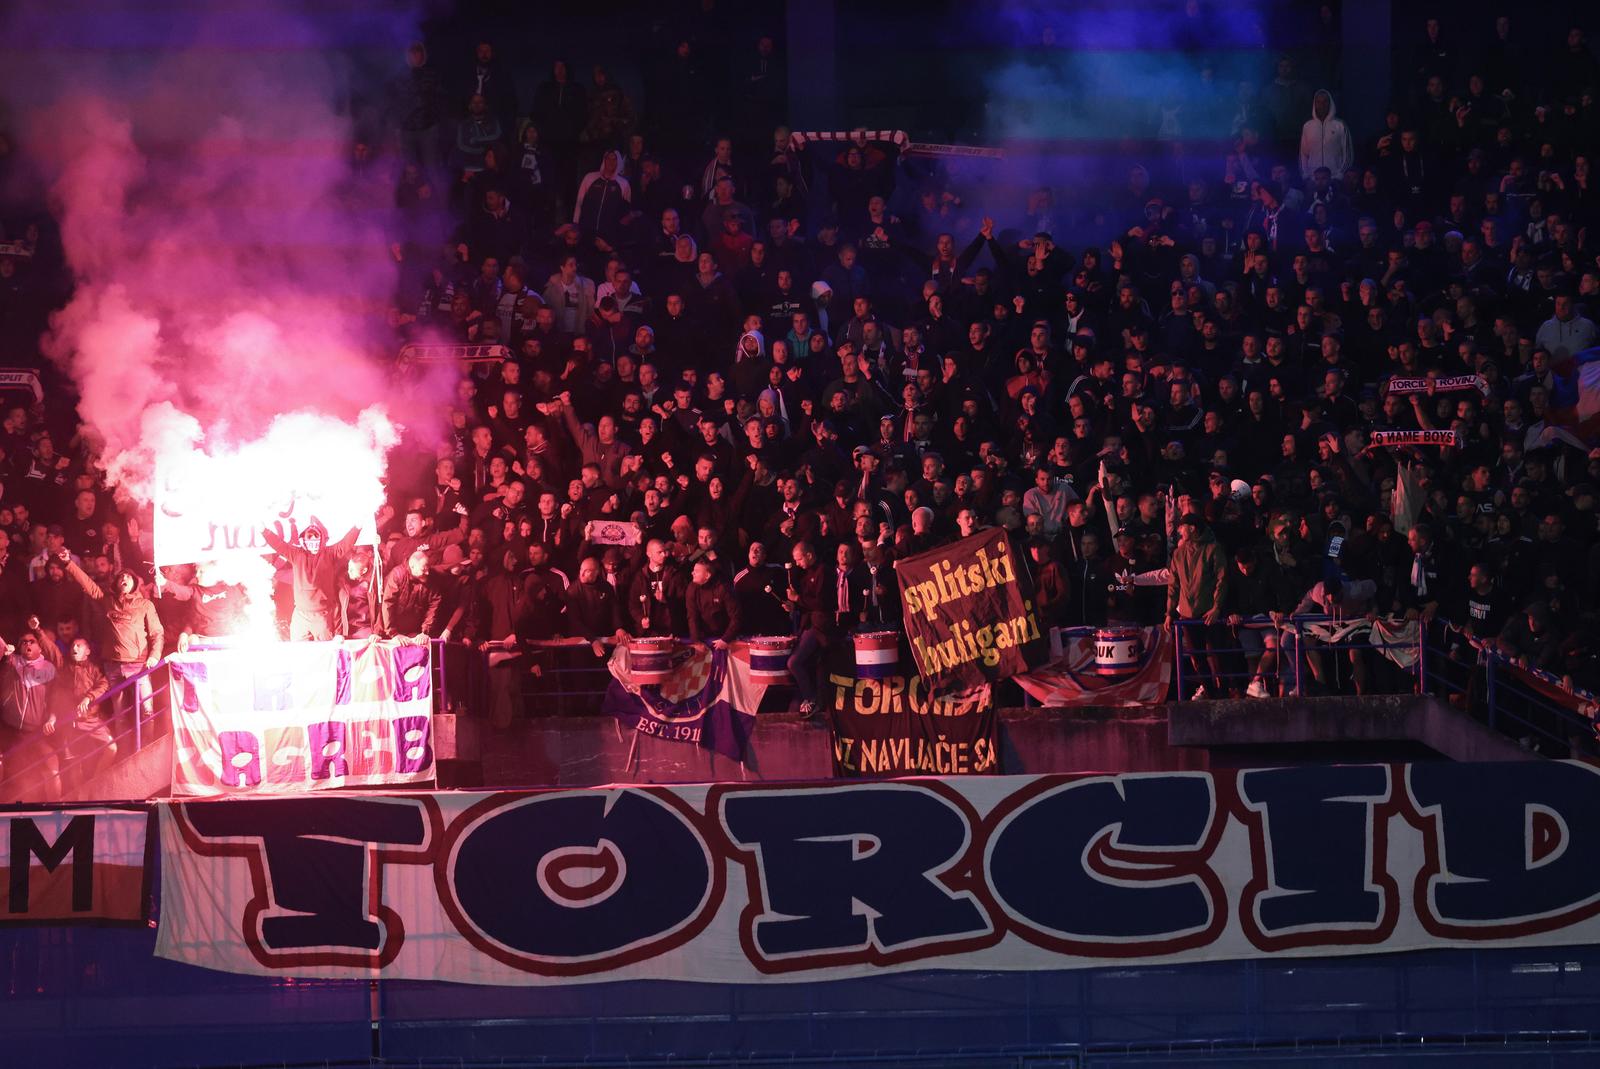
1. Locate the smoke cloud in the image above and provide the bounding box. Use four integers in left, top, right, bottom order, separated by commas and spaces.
983, 1, 1269, 143
966, 0, 1274, 238
0, 0, 421, 535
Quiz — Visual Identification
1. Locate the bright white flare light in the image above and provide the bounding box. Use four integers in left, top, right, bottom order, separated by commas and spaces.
153, 405, 399, 640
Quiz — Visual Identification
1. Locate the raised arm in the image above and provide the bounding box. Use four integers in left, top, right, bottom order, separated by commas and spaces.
36, 630, 64, 670
558, 397, 588, 445
63, 557, 107, 602
260, 526, 291, 556
954, 226, 987, 277
334, 525, 362, 556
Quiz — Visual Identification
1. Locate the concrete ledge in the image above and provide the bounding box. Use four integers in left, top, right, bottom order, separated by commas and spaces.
58, 694, 1532, 800
1167, 694, 1535, 763
60, 735, 173, 803
452, 705, 1204, 788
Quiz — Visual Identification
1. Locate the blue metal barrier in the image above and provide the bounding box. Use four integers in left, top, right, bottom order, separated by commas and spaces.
1417, 628, 1600, 757
1172, 615, 1422, 700
1159, 611, 1600, 756
0, 658, 170, 803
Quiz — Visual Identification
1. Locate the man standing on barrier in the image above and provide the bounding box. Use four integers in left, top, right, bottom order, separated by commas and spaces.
783, 541, 835, 719
61, 551, 163, 723
383, 548, 443, 641
261, 520, 361, 641
1167, 513, 1228, 700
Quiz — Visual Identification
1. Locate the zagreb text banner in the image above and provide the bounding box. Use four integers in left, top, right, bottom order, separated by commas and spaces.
158, 763, 1600, 985
167, 639, 435, 796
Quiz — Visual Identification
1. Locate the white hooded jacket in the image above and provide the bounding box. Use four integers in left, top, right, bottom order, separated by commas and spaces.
1298, 89, 1353, 180
572, 150, 632, 223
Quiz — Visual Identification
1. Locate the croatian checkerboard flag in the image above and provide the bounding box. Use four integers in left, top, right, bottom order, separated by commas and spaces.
602, 645, 768, 760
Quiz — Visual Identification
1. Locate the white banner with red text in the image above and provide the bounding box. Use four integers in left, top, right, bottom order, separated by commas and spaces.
156, 763, 1600, 984
166, 639, 435, 797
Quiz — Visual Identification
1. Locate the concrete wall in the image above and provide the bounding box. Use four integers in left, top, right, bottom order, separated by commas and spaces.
440, 693, 1531, 789
445, 704, 1206, 789
59, 694, 1530, 799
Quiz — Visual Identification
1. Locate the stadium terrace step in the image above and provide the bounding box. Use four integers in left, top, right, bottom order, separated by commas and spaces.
1168, 694, 1539, 764
59, 734, 173, 803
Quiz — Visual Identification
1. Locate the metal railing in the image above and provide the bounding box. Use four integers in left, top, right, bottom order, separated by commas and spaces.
1171, 614, 1423, 700
1170, 612, 1600, 757
505, 636, 797, 714
5, 637, 462, 803
15, 623, 1593, 803
1417, 624, 1600, 758
0, 658, 171, 803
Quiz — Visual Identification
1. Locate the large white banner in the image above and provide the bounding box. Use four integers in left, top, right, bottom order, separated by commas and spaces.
156, 763, 1600, 985
166, 639, 435, 797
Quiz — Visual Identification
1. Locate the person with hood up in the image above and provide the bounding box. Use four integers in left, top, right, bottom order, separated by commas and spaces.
61, 631, 116, 783
573, 149, 631, 245
732, 326, 765, 377
1167, 512, 1230, 699
1298, 89, 1353, 181
261, 520, 362, 641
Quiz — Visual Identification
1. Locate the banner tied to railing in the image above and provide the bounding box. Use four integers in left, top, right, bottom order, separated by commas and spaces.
155, 763, 1600, 986
602, 644, 767, 760
1369, 429, 1462, 448
166, 638, 434, 796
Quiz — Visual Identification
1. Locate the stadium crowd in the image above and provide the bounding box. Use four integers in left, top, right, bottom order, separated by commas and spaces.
2, 12, 1600, 752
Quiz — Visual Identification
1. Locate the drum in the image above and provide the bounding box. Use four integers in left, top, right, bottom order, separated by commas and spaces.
1094, 626, 1144, 677
629, 636, 679, 685
854, 630, 901, 679
746, 636, 794, 684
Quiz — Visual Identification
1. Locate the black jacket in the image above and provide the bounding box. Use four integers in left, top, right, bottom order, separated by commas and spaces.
564, 580, 624, 639
686, 578, 741, 644
382, 570, 442, 637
